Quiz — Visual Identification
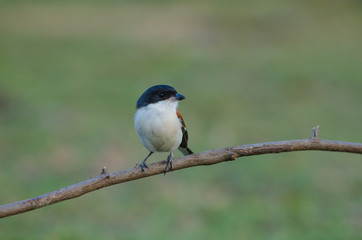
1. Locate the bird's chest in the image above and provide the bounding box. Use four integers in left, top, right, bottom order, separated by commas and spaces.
135, 107, 182, 152
142, 110, 180, 135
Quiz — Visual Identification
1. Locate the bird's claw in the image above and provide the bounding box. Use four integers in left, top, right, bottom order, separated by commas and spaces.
137, 162, 149, 172
163, 156, 173, 175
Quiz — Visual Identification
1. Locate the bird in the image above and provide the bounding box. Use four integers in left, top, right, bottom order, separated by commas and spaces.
134, 85, 193, 174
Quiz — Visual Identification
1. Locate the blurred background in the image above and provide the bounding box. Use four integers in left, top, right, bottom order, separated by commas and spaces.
1, 0, 362, 239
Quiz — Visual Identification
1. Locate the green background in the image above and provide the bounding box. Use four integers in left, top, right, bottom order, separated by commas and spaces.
1, 0, 362, 239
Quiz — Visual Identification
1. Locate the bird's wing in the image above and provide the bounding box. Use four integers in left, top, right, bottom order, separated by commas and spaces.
177, 109, 193, 155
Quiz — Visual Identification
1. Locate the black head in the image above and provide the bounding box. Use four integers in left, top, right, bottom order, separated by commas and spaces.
136, 85, 185, 108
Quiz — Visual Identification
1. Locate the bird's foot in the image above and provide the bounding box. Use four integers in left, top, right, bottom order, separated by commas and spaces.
163, 155, 173, 175
136, 152, 153, 172
136, 161, 149, 172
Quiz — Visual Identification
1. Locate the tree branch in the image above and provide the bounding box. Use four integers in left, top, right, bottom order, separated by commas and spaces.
1, 126, 362, 218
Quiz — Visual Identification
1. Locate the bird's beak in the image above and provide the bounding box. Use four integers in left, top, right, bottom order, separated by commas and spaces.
175, 93, 185, 101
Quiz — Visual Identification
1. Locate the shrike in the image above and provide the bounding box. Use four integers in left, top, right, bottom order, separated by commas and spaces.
134, 85, 193, 174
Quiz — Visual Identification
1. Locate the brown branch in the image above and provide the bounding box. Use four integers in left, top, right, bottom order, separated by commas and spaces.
1, 126, 362, 218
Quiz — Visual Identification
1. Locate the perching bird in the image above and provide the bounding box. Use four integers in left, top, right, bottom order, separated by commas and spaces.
134, 85, 193, 174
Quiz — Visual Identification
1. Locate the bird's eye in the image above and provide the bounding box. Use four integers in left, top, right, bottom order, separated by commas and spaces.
158, 93, 166, 98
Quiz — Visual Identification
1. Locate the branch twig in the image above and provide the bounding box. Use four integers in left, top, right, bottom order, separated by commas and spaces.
1, 126, 362, 218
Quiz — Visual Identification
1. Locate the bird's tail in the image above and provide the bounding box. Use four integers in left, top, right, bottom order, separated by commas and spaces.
179, 147, 194, 156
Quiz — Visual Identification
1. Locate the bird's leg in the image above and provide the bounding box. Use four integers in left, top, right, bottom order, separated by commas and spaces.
164, 152, 174, 175
138, 152, 153, 172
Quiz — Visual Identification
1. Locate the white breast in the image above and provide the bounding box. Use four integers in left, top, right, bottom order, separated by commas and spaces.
134, 100, 182, 152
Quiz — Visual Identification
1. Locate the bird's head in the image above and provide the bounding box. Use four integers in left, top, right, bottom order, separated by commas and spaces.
136, 85, 185, 109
